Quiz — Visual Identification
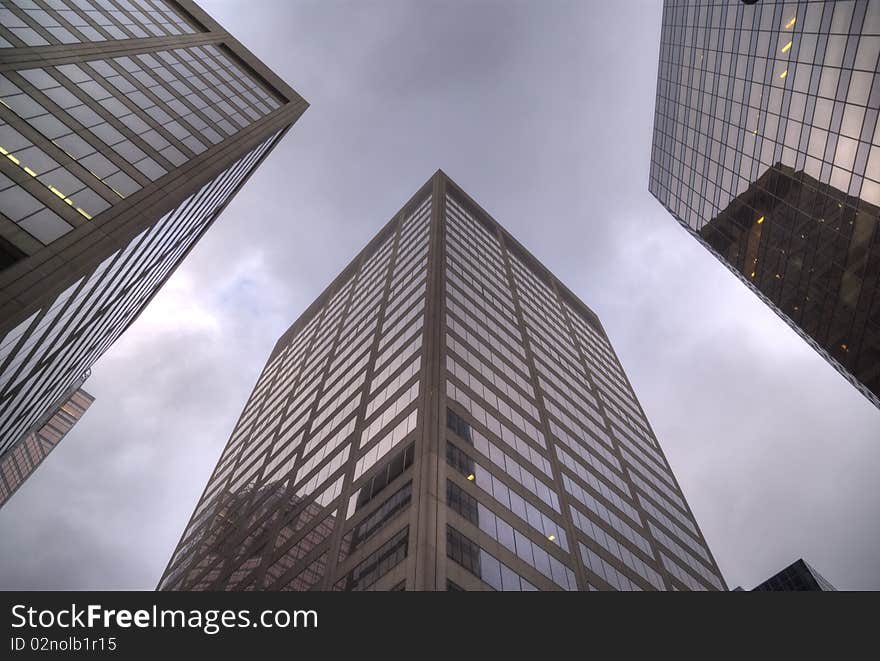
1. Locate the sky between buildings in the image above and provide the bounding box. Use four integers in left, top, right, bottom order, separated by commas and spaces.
0, 0, 877, 591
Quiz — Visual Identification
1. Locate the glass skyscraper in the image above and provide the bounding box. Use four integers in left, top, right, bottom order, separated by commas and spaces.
159, 171, 727, 591
0, 1, 307, 462
650, 0, 880, 407
751, 557, 836, 591
733, 557, 837, 591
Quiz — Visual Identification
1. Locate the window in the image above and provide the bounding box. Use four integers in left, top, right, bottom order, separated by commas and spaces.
347, 442, 414, 517
336, 527, 409, 591
447, 407, 472, 442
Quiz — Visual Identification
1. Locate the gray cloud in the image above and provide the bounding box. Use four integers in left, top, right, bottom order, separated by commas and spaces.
1, 0, 877, 591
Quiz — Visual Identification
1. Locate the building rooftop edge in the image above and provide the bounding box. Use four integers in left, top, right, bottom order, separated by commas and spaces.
269, 168, 609, 363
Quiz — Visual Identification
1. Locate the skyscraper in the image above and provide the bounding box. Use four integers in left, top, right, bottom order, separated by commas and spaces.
158, 171, 727, 591
0, 378, 93, 509
0, 1, 307, 461
739, 558, 837, 591
650, 1, 880, 407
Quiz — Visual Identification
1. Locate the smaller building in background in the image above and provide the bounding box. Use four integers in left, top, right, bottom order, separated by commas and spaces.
0, 383, 93, 509
737, 558, 836, 591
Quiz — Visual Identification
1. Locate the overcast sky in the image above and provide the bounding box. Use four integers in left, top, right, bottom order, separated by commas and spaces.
1, 0, 878, 591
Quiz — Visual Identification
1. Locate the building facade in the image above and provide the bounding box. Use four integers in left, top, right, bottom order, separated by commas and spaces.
158, 171, 727, 591
0, 380, 93, 508
650, 0, 880, 407
0, 0, 307, 459
748, 557, 836, 590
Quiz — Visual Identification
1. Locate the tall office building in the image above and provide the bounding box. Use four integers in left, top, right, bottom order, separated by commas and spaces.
159, 171, 727, 591
0, 380, 93, 508
0, 1, 307, 461
736, 557, 836, 591
650, 1, 880, 407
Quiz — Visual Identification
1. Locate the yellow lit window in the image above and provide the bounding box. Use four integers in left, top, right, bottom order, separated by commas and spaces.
781, 41, 792, 53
